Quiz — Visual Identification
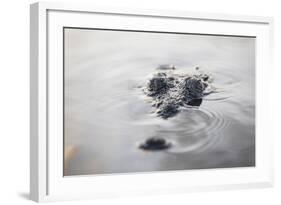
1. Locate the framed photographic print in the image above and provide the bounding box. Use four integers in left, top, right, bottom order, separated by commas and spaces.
30, 2, 274, 202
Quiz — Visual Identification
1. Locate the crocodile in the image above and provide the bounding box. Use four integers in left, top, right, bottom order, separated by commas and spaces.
142, 65, 213, 119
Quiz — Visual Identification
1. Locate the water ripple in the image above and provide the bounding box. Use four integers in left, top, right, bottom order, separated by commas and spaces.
152, 106, 232, 153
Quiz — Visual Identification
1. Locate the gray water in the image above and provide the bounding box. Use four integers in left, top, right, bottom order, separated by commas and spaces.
64, 28, 255, 176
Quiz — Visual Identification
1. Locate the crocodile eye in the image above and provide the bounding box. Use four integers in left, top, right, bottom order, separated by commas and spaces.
183, 78, 206, 99
147, 77, 168, 96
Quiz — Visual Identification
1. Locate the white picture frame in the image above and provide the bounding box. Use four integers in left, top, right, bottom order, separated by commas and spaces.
30, 2, 274, 202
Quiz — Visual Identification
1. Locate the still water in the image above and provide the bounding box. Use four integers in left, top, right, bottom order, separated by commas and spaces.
64, 28, 255, 176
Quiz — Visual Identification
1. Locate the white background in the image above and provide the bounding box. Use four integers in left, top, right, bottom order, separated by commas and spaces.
0, 0, 280, 204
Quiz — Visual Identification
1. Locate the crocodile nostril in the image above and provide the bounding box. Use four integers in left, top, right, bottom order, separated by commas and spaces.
139, 137, 172, 151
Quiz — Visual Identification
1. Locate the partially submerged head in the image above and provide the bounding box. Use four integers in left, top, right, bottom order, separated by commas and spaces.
142, 65, 213, 119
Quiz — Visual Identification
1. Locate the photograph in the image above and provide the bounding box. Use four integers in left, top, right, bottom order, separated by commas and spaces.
63, 27, 255, 176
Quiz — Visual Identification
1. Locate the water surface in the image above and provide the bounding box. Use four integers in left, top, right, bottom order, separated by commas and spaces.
64, 28, 255, 176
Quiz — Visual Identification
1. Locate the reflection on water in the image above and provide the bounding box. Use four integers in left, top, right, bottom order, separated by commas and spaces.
64, 28, 255, 176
